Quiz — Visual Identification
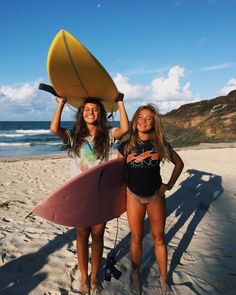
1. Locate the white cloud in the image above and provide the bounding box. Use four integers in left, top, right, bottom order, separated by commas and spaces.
220, 78, 236, 95
198, 63, 236, 72
113, 73, 149, 99
5, 66, 235, 120
0, 81, 74, 120
0, 83, 38, 104
151, 66, 192, 101
113, 65, 197, 115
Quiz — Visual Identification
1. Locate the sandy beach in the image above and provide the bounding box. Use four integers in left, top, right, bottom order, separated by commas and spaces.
0, 144, 236, 295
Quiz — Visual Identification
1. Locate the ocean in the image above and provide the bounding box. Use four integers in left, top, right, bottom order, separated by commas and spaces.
0, 121, 119, 158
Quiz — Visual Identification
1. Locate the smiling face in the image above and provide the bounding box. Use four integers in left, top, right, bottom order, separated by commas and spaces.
136, 109, 155, 134
82, 102, 100, 125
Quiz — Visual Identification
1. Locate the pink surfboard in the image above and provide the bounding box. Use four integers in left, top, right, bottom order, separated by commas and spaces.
33, 158, 127, 227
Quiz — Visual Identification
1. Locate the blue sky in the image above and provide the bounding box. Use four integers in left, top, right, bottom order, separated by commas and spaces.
0, 0, 236, 121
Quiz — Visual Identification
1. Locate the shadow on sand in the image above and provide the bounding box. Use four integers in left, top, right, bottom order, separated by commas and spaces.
0, 169, 223, 294
0, 228, 76, 295
105, 168, 223, 294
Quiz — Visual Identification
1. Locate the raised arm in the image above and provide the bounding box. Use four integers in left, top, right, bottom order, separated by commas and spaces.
113, 93, 129, 140
50, 97, 68, 142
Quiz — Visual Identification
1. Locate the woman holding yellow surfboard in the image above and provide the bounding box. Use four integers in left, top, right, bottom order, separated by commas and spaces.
50, 94, 129, 295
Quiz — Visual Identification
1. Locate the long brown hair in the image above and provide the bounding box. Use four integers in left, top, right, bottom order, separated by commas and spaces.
126, 104, 171, 162
68, 98, 110, 159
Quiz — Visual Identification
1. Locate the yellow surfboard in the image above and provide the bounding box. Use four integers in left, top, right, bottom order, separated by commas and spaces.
47, 30, 119, 112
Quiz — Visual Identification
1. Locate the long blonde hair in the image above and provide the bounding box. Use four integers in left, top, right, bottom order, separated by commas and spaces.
126, 104, 171, 162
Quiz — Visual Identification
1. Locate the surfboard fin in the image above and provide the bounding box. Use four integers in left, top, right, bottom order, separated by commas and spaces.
39, 83, 59, 97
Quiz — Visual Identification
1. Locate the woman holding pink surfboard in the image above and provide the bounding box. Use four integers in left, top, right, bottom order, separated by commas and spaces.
118, 104, 184, 295
50, 94, 128, 295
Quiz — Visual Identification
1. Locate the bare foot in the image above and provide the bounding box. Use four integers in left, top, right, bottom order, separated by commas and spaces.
160, 278, 173, 295
79, 282, 90, 295
130, 272, 142, 294
79, 280, 90, 295
91, 283, 103, 294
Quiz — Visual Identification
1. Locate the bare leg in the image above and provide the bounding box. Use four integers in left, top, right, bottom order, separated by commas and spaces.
147, 195, 168, 285
76, 227, 90, 291
127, 191, 146, 293
90, 223, 106, 287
